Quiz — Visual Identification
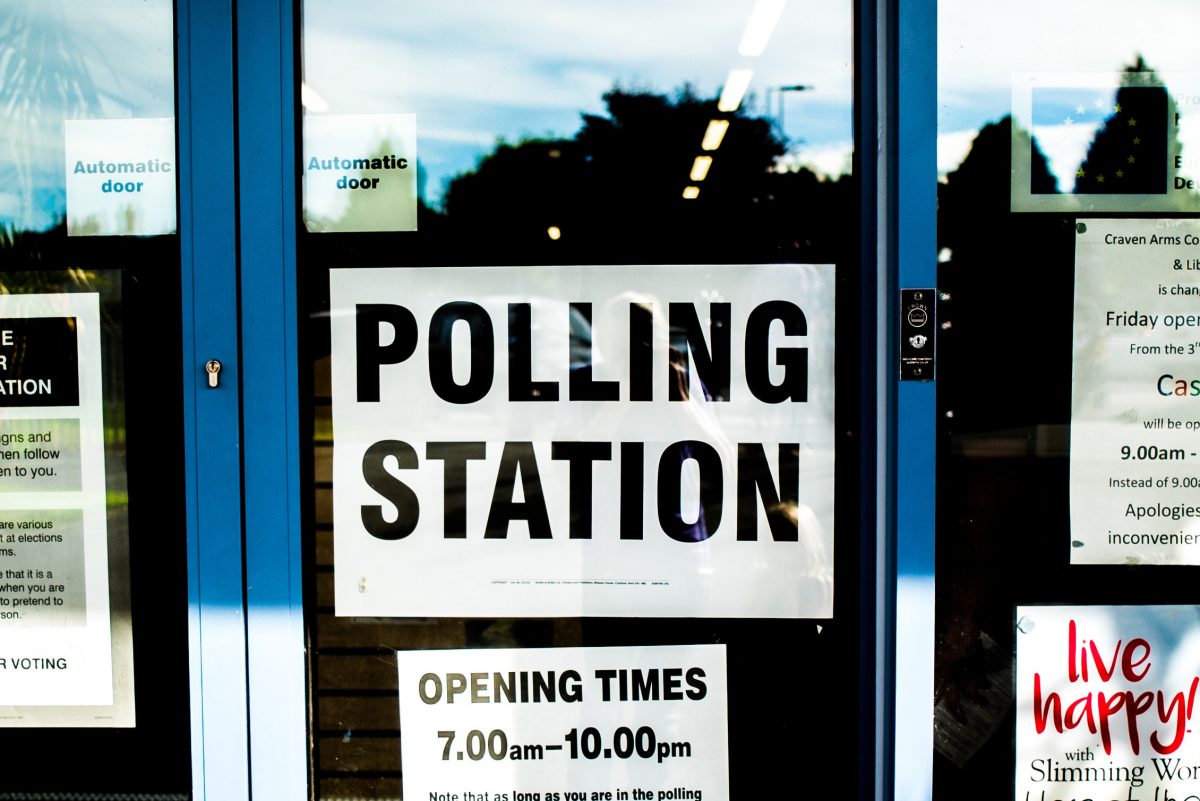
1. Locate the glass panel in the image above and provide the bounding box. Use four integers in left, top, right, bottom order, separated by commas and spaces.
0, 1, 190, 796
936, 2, 1200, 798
301, 2, 861, 800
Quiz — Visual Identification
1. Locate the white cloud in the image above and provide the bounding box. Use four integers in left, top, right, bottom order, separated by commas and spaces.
936, 129, 978, 178
940, 0, 1200, 97
1032, 121, 1100, 192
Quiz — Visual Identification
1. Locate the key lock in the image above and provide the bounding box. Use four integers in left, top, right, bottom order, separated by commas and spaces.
205, 359, 223, 388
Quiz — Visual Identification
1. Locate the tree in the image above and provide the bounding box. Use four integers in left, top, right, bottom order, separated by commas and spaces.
438, 86, 852, 265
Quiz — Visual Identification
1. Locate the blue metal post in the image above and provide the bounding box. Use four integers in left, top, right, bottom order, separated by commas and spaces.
237, 0, 307, 798
176, 0, 251, 798
895, 0, 937, 796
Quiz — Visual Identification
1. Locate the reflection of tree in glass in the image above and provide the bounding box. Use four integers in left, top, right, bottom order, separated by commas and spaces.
1075, 57, 1171, 195
940, 116, 1058, 258
434, 86, 852, 265
0, 2, 109, 232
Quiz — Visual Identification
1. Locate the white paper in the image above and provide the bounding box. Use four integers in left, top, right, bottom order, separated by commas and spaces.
1072, 219, 1200, 564
397, 644, 729, 801
0, 294, 126, 725
303, 113, 418, 232
331, 264, 835, 618
1016, 605, 1200, 801
64, 118, 176, 236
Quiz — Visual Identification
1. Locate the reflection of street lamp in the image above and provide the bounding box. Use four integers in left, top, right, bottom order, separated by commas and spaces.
768, 84, 812, 138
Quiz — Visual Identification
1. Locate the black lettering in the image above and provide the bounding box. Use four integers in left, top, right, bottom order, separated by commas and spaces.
668, 303, 730, 401
737, 443, 799, 541
485, 442, 552, 538
662, 668, 683, 700
356, 304, 417, 402
745, 301, 808, 402
685, 667, 707, 700
568, 303, 619, 400
508, 303, 559, 401
632, 669, 659, 700
361, 440, 419, 540
629, 303, 654, 401
426, 442, 487, 538
594, 668, 617, 701
429, 302, 494, 403
551, 442, 611, 538
620, 442, 644, 539
657, 440, 723, 542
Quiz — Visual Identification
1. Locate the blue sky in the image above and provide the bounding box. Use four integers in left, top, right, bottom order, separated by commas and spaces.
937, 0, 1200, 181
302, 0, 855, 207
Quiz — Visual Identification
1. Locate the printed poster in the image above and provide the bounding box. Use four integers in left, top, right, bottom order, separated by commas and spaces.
64, 117, 176, 237
331, 264, 835, 618
1012, 72, 1200, 213
1072, 219, 1200, 564
1016, 605, 1200, 801
303, 113, 418, 232
0, 293, 130, 726
397, 644, 728, 801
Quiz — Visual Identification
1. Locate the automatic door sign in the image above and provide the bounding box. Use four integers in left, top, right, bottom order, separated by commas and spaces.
1072, 219, 1200, 564
303, 113, 418, 232
330, 264, 835, 618
1016, 606, 1200, 801
396, 645, 729, 801
0, 294, 127, 726
64, 118, 176, 236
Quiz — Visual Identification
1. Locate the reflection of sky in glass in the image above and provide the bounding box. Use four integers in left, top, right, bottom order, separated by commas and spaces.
0, 0, 174, 232
302, 0, 853, 207
938, 0, 1200, 179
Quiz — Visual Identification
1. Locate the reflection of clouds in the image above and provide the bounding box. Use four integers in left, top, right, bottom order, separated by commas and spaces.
0, 0, 173, 232
1034, 121, 1101, 193
941, 0, 1200, 96
306, 1, 852, 108
304, 0, 853, 206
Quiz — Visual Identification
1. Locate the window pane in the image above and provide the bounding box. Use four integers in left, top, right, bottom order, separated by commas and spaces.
936, 2, 1200, 798
300, 3, 860, 800
0, 1, 190, 795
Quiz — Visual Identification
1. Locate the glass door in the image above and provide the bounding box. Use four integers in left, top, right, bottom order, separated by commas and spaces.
933, 2, 1200, 800
0, 0, 193, 796
0, 1, 264, 798
290, 2, 880, 800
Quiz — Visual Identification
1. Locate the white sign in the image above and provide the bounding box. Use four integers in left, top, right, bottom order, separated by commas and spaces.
1011, 73, 1200, 213
1072, 219, 1200, 564
1016, 605, 1200, 801
64, 118, 176, 236
397, 645, 729, 801
331, 264, 835, 618
303, 113, 418, 232
0, 294, 129, 726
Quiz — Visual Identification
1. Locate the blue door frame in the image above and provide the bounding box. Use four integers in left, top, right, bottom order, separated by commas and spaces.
174, 0, 933, 797
177, 0, 304, 798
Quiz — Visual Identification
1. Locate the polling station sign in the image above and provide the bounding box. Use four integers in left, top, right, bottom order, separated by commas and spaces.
330, 265, 835, 618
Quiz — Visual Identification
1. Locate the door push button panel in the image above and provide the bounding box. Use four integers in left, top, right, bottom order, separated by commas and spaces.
900, 288, 936, 381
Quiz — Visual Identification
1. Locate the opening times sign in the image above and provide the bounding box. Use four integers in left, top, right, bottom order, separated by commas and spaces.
397, 645, 729, 801
1072, 219, 1200, 564
330, 264, 835, 618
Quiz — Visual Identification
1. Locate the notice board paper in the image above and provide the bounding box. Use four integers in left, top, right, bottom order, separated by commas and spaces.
1072, 219, 1200, 564
331, 264, 835, 618
1016, 605, 1200, 801
397, 644, 729, 801
0, 293, 127, 725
